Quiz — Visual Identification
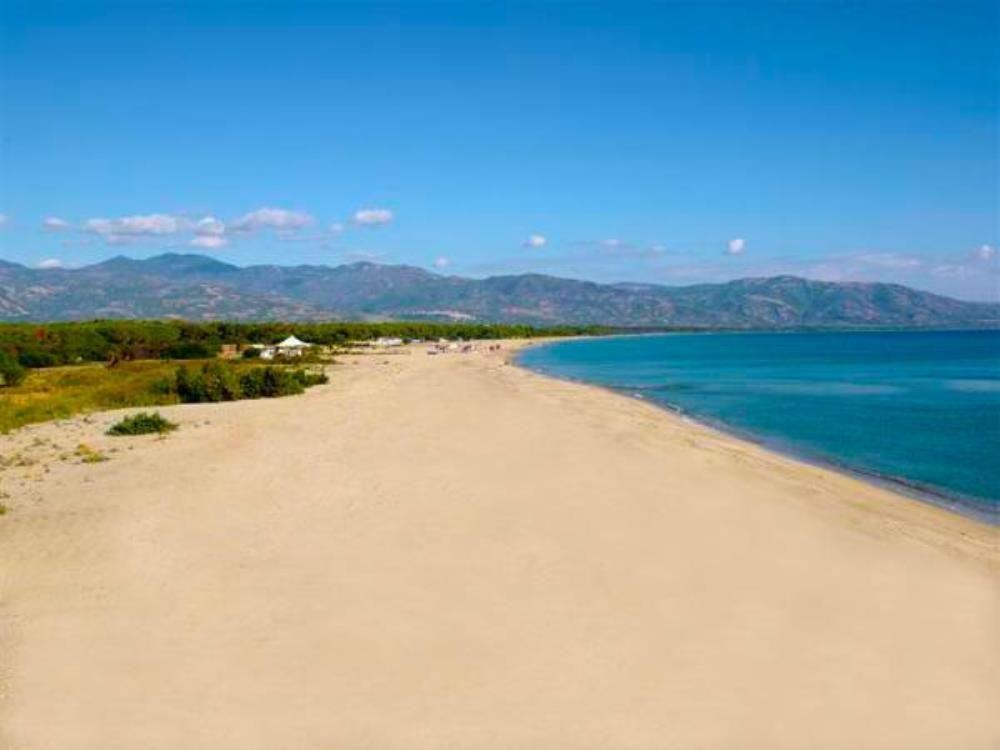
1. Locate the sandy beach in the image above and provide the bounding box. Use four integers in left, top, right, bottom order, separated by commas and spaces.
1, 342, 997, 749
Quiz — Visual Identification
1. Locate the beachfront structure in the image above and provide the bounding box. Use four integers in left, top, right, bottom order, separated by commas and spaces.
251, 336, 313, 360
373, 336, 404, 347
275, 335, 313, 357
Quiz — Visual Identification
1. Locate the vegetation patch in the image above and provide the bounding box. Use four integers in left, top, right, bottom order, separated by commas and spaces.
0, 360, 183, 433
0, 357, 330, 432
0, 350, 26, 387
107, 411, 178, 436
173, 362, 327, 403
0, 320, 599, 371
76, 443, 108, 463
0, 318, 589, 430
3, 316, 577, 433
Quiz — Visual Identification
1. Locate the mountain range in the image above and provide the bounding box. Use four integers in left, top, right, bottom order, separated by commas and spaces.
1, 253, 997, 328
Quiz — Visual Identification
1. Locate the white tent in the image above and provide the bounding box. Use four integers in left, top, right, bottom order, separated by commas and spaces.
272, 335, 312, 357
276, 335, 311, 349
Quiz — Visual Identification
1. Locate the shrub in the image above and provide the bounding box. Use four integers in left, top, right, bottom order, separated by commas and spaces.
173, 366, 199, 401
201, 362, 242, 402
107, 411, 178, 436
236, 367, 267, 398
294, 369, 329, 387
239, 366, 302, 398
170, 362, 326, 404
150, 376, 175, 395
17, 350, 58, 368
163, 340, 218, 360
0, 350, 26, 387
174, 362, 242, 403
241, 347, 261, 359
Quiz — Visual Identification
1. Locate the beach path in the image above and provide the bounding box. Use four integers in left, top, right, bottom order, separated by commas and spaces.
1, 345, 997, 749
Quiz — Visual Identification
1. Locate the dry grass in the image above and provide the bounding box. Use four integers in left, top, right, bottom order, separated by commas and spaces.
0, 359, 320, 433
0, 360, 184, 433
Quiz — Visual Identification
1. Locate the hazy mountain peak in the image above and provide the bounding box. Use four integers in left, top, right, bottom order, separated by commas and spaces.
1, 253, 996, 327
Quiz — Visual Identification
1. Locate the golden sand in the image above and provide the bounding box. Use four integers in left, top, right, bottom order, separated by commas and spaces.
1, 342, 997, 749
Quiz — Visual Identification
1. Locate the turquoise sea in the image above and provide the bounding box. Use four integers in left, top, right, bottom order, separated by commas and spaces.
518, 330, 1000, 522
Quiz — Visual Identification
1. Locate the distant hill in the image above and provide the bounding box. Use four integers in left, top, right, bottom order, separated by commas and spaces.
1, 253, 997, 328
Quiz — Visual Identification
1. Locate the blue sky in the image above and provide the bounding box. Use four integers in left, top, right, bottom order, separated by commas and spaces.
1, 0, 996, 299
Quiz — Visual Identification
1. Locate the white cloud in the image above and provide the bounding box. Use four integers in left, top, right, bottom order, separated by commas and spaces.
37, 258, 64, 269
433, 256, 450, 269
329, 222, 344, 235
353, 208, 394, 226
975, 244, 996, 261
85, 213, 187, 241
931, 263, 968, 277
272, 231, 326, 243
190, 235, 229, 249
572, 238, 665, 260
856, 252, 923, 269
726, 237, 746, 255
523, 233, 547, 248
43, 216, 71, 231
0, 213, 7, 227
195, 216, 226, 236
342, 250, 385, 263
231, 207, 315, 232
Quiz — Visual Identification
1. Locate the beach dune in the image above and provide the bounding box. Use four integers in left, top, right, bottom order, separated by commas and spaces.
1, 344, 997, 749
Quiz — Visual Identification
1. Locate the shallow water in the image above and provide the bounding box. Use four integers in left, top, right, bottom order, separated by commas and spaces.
519, 330, 1000, 521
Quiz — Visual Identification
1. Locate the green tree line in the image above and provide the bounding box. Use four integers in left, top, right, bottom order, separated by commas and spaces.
0, 320, 606, 371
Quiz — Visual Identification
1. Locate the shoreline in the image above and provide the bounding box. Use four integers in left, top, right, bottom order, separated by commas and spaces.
504, 338, 996, 566
513, 335, 999, 528
515, 352, 997, 527
2, 340, 998, 747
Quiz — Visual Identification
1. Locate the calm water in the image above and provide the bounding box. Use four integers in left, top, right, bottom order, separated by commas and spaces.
519, 330, 1000, 521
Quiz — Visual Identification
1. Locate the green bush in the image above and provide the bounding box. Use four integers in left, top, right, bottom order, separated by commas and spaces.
172, 363, 326, 403
238, 366, 309, 398
0, 350, 26, 387
107, 411, 178, 436
150, 376, 175, 395
17, 350, 58, 368
163, 341, 218, 360
294, 369, 329, 387
174, 362, 242, 403
237, 367, 279, 398
241, 347, 261, 359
